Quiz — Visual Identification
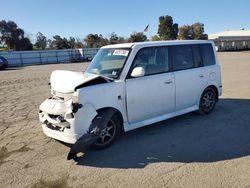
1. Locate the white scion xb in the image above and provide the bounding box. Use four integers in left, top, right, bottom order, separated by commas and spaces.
39, 40, 222, 151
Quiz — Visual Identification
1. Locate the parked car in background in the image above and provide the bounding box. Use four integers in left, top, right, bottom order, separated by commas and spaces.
0, 56, 8, 70
86, 57, 93, 61
39, 40, 222, 158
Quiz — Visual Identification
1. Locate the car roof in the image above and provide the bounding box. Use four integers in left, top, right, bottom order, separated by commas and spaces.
102, 40, 213, 49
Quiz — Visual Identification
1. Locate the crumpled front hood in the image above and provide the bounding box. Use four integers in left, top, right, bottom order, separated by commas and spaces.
50, 70, 99, 93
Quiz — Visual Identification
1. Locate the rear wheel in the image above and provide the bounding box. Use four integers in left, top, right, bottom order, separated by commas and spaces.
0, 64, 7, 70
198, 88, 216, 115
93, 114, 121, 149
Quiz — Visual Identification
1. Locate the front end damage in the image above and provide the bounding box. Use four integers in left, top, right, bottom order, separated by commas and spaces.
67, 108, 117, 160
39, 96, 117, 160
39, 95, 90, 144
39, 70, 115, 159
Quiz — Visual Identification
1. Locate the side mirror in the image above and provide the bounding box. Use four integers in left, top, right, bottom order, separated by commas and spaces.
131, 67, 145, 78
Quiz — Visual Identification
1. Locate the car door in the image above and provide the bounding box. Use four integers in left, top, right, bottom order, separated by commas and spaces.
125, 46, 175, 123
171, 44, 207, 111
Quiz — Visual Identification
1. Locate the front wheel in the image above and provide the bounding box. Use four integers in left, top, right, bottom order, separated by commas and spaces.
93, 114, 121, 149
197, 88, 216, 115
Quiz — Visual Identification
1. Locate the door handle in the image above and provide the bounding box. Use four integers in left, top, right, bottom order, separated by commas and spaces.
164, 80, 173, 84
199, 74, 204, 78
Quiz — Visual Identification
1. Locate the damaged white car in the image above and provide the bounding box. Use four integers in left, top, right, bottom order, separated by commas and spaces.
39, 40, 222, 159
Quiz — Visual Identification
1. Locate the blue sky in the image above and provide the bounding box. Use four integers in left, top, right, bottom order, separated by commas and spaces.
1, 0, 250, 41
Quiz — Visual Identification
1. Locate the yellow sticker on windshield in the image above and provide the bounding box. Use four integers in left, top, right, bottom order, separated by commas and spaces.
113, 50, 129, 56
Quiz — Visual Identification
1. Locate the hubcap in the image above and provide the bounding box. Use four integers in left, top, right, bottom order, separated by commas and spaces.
96, 120, 116, 146
202, 91, 215, 111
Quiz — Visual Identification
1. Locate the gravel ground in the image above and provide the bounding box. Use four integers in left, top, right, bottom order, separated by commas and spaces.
0, 52, 250, 188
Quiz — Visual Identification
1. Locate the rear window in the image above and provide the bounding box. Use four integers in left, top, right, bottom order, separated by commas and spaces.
200, 44, 216, 66
172, 45, 194, 71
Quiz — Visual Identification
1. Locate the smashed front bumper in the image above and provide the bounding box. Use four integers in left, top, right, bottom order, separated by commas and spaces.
39, 98, 78, 143
39, 98, 73, 128
39, 98, 97, 144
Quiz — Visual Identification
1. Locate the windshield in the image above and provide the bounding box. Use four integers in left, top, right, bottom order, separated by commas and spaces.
86, 48, 131, 79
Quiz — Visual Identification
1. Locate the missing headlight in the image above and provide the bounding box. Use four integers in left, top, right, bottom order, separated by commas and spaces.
72, 103, 83, 113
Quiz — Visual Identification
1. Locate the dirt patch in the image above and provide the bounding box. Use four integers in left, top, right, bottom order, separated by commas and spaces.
0, 145, 33, 165
0, 146, 8, 165
31, 176, 72, 188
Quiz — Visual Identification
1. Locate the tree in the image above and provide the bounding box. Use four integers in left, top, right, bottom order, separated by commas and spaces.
47, 39, 52, 49
178, 25, 193, 40
97, 34, 109, 47
34, 32, 47, 50
109, 32, 118, 44
68, 37, 76, 49
108, 32, 126, 44
84, 34, 108, 48
158, 15, 178, 40
117, 36, 126, 44
151, 35, 160, 41
18, 37, 33, 50
74, 37, 84, 48
191, 22, 208, 40
0, 20, 33, 51
84, 34, 97, 48
50, 35, 70, 49
178, 23, 208, 40
127, 32, 147, 42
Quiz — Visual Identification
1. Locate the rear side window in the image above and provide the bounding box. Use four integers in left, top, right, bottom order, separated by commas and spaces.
132, 47, 169, 76
200, 44, 216, 66
172, 45, 194, 71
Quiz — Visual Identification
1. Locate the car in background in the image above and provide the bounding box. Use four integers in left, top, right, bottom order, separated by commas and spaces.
86, 57, 93, 61
0, 56, 8, 70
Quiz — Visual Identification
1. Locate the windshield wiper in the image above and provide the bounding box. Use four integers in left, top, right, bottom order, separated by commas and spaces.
99, 74, 115, 81
86, 71, 115, 81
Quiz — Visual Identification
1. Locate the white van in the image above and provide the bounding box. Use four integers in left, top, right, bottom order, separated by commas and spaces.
39, 40, 222, 156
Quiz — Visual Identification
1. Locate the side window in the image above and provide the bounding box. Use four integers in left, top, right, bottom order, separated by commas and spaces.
132, 47, 169, 76
192, 45, 202, 68
200, 44, 216, 66
172, 45, 194, 71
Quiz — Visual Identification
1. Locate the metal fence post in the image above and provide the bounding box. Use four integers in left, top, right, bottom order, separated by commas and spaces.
69, 50, 71, 63
39, 51, 42, 64
19, 53, 23, 66
56, 51, 59, 63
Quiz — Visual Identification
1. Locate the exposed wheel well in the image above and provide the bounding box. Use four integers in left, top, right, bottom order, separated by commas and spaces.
206, 85, 219, 102
96, 107, 124, 131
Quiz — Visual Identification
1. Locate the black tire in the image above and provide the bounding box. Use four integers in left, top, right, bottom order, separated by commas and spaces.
92, 114, 121, 150
197, 88, 216, 115
0, 64, 7, 70
3, 64, 7, 70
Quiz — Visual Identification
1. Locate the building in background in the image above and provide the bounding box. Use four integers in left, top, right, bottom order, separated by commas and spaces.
208, 29, 250, 51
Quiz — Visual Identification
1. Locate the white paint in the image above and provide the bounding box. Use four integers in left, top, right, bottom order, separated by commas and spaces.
130, 67, 145, 77
39, 40, 222, 144
50, 71, 99, 93
126, 72, 175, 123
